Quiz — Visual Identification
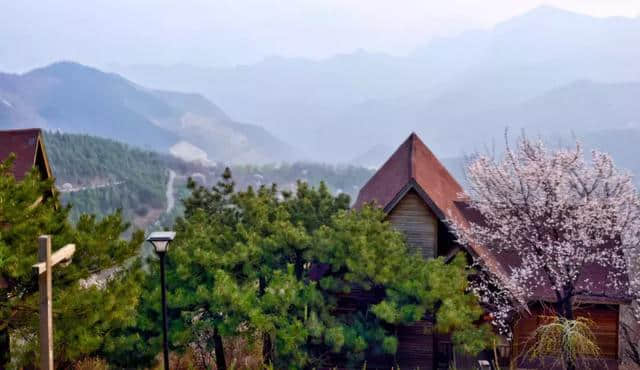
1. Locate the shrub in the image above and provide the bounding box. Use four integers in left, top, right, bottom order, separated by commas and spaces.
526, 316, 601, 369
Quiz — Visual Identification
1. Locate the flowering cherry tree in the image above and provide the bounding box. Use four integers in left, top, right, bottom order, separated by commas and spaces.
453, 136, 640, 338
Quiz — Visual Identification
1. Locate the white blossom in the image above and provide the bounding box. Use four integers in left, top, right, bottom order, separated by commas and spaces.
451, 136, 640, 338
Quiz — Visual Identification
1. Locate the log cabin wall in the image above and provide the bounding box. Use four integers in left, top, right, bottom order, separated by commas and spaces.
387, 190, 438, 259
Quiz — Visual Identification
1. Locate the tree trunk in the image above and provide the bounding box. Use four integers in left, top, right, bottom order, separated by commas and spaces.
262, 332, 273, 366
258, 277, 274, 365
294, 250, 304, 281
0, 288, 9, 370
556, 293, 575, 370
560, 296, 574, 320
213, 327, 226, 370
0, 329, 8, 370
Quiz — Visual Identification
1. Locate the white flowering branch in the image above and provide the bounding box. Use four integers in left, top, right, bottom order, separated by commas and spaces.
452, 135, 640, 337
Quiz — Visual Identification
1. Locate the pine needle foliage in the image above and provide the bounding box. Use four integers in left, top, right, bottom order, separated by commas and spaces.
0, 155, 144, 368
120, 169, 493, 368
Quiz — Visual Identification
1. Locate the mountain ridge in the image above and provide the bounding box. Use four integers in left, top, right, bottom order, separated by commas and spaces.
0, 61, 296, 164
109, 6, 640, 161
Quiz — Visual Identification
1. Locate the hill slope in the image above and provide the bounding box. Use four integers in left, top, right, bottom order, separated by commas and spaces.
0, 62, 294, 163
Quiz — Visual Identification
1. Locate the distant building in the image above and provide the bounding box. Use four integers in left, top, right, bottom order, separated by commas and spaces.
353, 133, 625, 369
60, 183, 74, 192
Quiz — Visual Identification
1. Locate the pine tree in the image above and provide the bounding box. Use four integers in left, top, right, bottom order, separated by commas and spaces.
0, 155, 144, 368
119, 169, 492, 368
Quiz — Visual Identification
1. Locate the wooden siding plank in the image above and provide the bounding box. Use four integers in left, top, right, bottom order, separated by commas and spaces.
397, 320, 435, 368
388, 191, 438, 259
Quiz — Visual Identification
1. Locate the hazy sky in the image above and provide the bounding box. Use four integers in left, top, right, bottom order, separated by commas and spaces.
1, 0, 639, 72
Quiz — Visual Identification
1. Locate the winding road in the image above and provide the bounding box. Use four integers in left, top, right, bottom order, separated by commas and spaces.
166, 170, 176, 213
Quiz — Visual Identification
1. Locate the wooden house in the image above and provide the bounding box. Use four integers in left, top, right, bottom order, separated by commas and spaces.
353, 133, 627, 369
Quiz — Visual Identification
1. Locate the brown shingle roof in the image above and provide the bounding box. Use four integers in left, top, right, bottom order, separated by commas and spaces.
0, 128, 51, 180
354, 133, 465, 221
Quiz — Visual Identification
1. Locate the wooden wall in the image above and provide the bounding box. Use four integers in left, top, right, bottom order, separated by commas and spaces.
388, 191, 438, 259
385, 191, 441, 368
396, 320, 435, 368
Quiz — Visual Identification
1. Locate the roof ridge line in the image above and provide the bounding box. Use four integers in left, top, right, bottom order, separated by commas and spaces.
409, 132, 416, 179
0, 128, 42, 134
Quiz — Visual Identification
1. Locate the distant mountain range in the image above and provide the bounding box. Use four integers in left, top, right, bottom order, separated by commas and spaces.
3, 6, 640, 173
0, 62, 294, 164
111, 6, 640, 162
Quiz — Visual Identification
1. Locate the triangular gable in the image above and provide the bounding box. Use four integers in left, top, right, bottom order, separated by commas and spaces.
34, 133, 53, 180
354, 132, 466, 225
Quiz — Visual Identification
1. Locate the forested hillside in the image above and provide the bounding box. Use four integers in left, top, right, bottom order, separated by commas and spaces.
43, 132, 374, 230
45, 132, 174, 226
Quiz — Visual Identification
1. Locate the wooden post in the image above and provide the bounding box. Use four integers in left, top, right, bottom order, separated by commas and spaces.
38, 235, 53, 370
33, 236, 75, 370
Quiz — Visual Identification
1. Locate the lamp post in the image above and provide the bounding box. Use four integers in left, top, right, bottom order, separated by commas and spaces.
147, 231, 176, 370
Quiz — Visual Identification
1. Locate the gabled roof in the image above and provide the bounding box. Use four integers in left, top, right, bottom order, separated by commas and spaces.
0, 128, 52, 180
354, 133, 503, 272
355, 132, 468, 226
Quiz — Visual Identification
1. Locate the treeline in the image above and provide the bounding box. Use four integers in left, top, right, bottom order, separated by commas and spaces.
230, 162, 374, 200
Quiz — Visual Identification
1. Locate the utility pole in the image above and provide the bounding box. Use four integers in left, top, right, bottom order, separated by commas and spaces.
32, 235, 75, 370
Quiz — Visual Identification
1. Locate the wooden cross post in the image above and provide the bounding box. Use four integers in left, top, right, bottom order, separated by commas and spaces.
32, 235, 75, 370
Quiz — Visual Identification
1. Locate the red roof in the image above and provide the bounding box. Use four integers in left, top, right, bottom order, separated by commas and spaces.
0, 128, 50, 180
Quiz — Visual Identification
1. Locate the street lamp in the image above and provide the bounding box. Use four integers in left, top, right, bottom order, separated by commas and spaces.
147, 231, 176, 370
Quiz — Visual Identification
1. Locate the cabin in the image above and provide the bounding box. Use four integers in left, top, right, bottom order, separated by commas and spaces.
0, 128, 53, 182
353, 133, 629, 369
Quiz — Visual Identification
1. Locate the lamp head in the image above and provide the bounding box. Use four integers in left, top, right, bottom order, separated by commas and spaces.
147, 231, 176, 254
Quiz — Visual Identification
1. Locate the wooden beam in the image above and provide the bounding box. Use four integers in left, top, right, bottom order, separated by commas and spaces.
27, 195, 44, 210
33, 244, 75, 274
38, 235, 53, 370
33, 237, 76, 370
